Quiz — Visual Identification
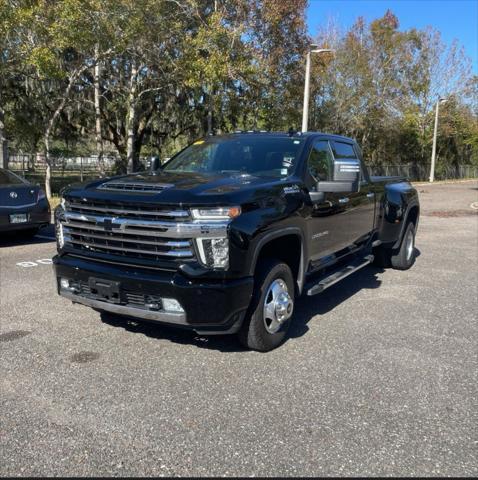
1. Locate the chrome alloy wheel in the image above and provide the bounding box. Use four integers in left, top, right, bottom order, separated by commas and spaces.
263, 278, 294, 334
405, 228, 415, 261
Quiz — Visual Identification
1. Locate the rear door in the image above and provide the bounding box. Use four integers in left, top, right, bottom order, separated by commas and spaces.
306, 139, 375, 265
306, 139, 348, 261
329, 140, 375, 247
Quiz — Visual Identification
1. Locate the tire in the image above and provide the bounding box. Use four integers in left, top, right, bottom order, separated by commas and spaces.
390, 222, 416, 270
238, 259, 295, 352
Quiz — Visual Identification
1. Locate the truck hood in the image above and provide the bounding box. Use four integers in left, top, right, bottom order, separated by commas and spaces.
63, 170, 297, 206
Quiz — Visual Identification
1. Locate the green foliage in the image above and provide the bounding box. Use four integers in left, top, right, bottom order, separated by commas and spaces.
311, 10, 476, 169
1, 1, 476, 177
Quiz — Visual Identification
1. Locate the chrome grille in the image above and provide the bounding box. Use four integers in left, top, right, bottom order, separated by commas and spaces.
61, 199, 196, 263
125, 292, 162, 309
79, 282, 92, 296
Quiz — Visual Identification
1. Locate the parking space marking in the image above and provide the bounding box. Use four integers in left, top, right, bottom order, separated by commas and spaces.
37, 258, 53, 265
471, 202, 478, 210
16, 259, 53, 268
16, 261, 38, 268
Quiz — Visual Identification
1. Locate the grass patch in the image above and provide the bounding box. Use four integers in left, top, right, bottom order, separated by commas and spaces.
49, 196, 61, 209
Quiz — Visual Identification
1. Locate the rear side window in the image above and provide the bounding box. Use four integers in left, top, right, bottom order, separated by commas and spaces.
331, 141, 357, 159
0, 169, 25, 185
308, 140, 334, 181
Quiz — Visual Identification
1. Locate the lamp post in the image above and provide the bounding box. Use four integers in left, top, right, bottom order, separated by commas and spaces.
429, 97, 447, 183
301, 46, 334, 133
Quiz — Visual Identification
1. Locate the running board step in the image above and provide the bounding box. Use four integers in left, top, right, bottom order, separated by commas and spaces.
306, 254, 374, 296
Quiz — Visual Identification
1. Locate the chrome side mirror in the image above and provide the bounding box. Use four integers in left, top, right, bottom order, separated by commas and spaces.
333, 159, 360, 183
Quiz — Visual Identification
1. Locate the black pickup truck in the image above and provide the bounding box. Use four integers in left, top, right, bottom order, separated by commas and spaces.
53, 132, 419, 351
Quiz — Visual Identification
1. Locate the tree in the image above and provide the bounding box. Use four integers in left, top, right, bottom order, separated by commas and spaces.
1, 3, 475, 189
310, 10, 474, 171
2, 0, 107, 196
0, 0, 15, 168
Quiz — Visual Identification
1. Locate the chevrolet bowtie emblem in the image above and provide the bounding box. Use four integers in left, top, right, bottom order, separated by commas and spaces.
101, 218, 120, 231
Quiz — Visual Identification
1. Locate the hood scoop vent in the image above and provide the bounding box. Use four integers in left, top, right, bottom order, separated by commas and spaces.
98, 181, 174, 194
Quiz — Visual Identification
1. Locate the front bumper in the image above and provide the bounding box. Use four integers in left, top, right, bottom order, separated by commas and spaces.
53, 254, 254, 334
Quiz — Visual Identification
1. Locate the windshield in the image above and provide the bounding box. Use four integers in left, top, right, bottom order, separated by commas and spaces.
163, 136, 305, 178
0, 169, 26, 186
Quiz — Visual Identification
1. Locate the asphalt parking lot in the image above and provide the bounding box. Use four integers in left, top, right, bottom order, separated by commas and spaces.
1, 181, 477, 476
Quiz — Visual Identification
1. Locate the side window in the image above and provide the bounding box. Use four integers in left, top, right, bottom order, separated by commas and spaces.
331, 141, 356, 159
308, 140, 334, 182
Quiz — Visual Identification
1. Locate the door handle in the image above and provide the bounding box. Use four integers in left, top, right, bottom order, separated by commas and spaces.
366, 192, 375, 199
338, 197, 349, 204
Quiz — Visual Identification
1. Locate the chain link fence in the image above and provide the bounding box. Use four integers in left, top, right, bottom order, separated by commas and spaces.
6, 153, 478, 195
368, 164, 478, 181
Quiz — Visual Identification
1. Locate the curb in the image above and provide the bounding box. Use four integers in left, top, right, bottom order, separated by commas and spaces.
412, 179, 478, 186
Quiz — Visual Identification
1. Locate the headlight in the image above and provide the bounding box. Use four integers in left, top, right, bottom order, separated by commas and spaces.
191, 206, 239, 269
196, 237, 229, 269
191, 206, 241, 220
56, 219, 64, 248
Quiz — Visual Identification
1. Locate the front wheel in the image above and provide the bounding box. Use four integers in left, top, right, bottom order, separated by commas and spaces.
238, 259, 295, 352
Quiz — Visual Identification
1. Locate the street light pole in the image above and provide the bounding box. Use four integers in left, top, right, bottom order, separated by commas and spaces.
429, 98, 446, 183
301, 51, 312, 133
301, 47, 334, 133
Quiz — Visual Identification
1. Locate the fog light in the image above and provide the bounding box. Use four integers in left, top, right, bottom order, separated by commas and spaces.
162, 298, 184, 313
60, 277, 80, 293
145, 302, 161, 311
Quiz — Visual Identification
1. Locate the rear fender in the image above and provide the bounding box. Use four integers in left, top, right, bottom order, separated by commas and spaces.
392, 202, 420, 249
377, 182, 419, 248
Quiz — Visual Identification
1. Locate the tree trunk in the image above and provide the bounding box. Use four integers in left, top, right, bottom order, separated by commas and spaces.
43, 134, 53, 199
126, 61, 139, 174
94, 44, 105, 176
0, 105, 8, 169
104, 123, 126, 173
43, 68, 82, 198
207, 86, 213, 135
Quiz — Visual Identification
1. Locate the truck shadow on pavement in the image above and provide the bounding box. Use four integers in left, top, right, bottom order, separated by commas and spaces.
287, 266, 384, 341
99, 264, 391, 353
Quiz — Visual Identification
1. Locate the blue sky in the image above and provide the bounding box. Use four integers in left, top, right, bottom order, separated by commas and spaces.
307, 0, 478, 73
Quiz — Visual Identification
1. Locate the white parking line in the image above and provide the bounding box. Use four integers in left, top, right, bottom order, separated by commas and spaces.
16, 258, 53, 268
